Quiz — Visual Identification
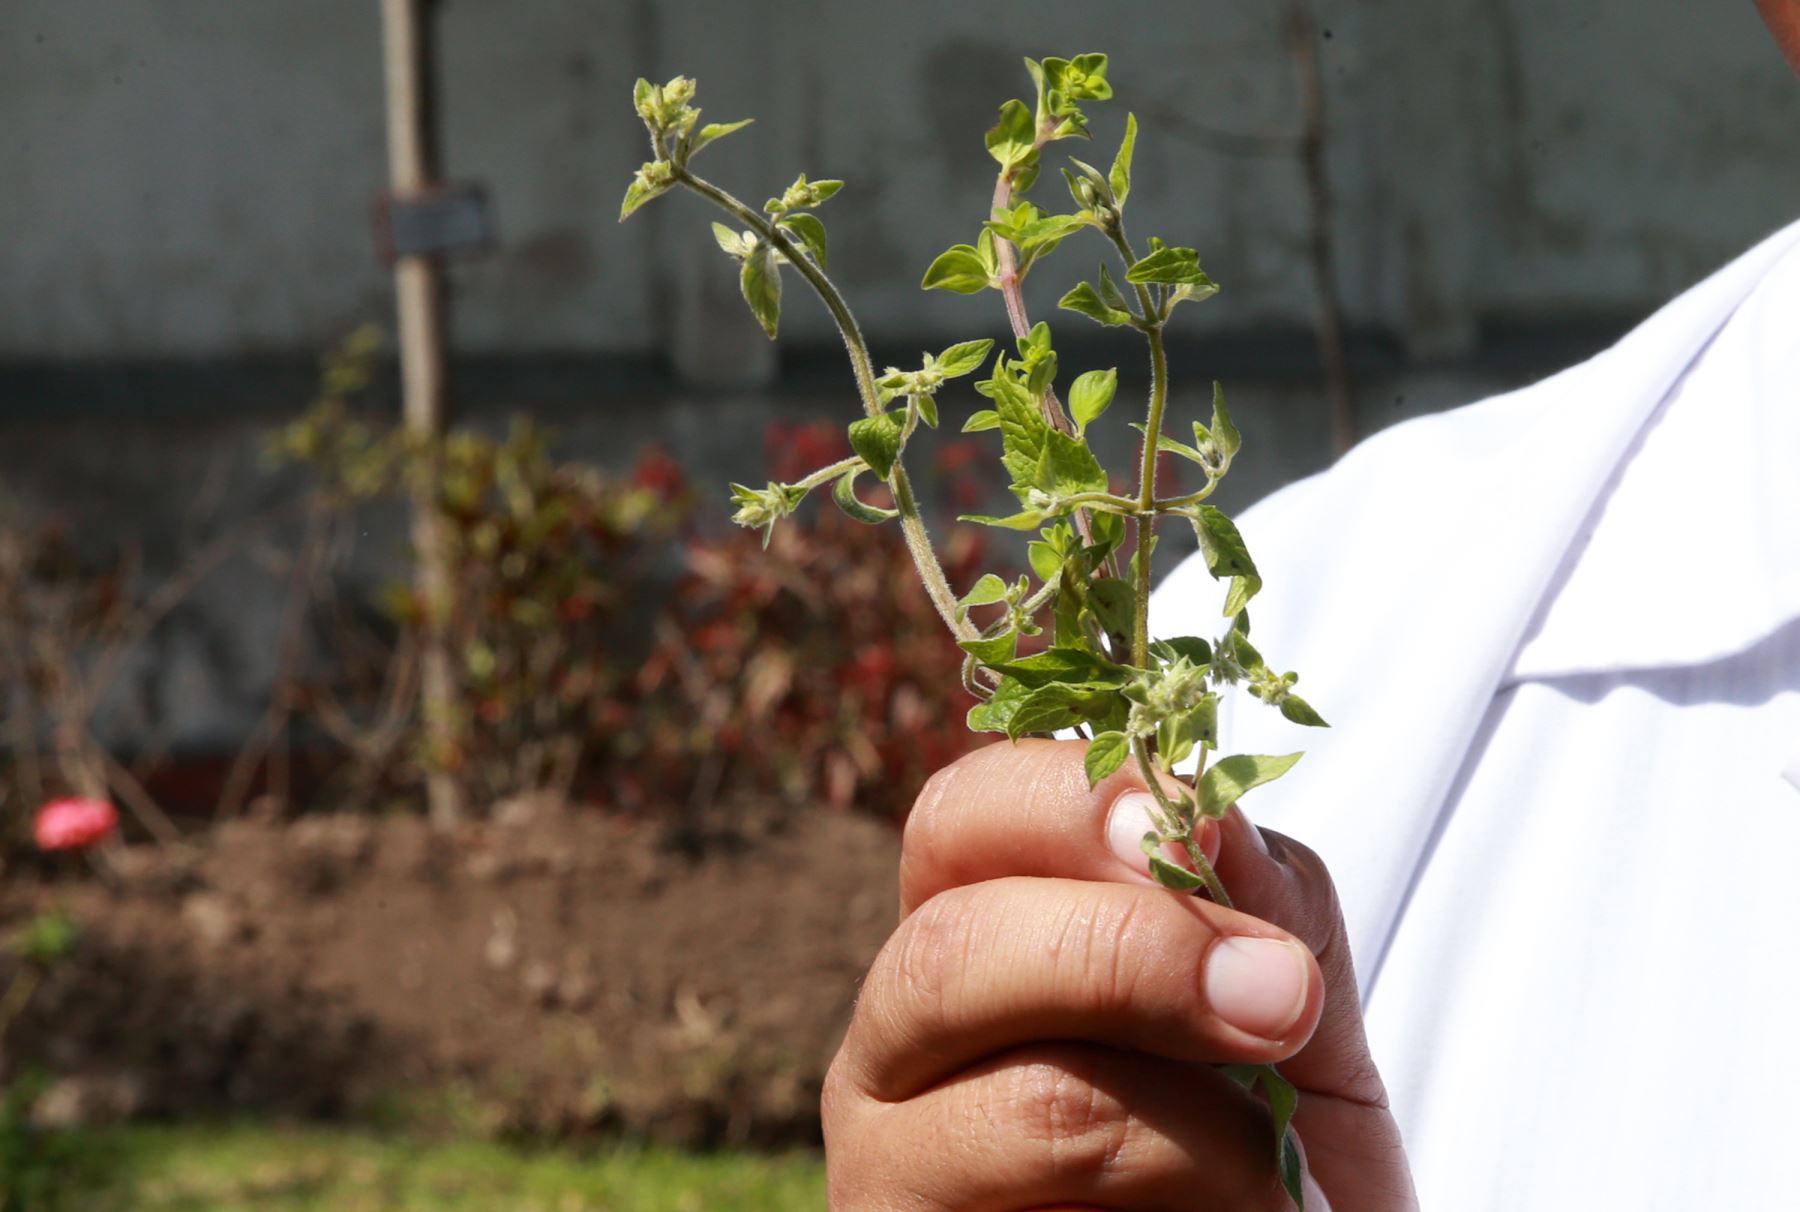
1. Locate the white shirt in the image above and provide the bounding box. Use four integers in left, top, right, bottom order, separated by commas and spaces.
1153, 218, 1800, 1208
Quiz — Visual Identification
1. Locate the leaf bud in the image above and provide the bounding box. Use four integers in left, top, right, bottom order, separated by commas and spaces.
636, 75, 701, 139
728, 481, 807, 546
1125, 655, 1211, 737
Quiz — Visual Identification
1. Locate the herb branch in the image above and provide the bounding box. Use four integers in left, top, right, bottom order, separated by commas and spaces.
621, 57, 1325, 1208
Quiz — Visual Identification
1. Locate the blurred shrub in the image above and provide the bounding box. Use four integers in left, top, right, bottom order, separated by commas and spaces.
631, 421, 993, 823
272, 384, 689, 810
275, 336, 997, 823
0, 327, 1001, 829
0, 502, 189, 850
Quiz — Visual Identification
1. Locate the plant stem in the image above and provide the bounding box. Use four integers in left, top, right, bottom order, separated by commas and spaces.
1132, 735, 1232, 906
676, 168, 976, 642
1131, 324, 1169, 671
1057, 491, 1143, 513
1154, 482, 1224, 511
990, 152, 1118, 582
792, 455, 868, 493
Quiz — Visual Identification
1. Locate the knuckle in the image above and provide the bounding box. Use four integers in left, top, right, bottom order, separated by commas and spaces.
1046, 890, 1149, 1015
886, 889, 973, 1006
1002, 1047, 1134, 1184
858, 887, 975, 1053
899, 757, 971, 883
908, 759, 962, 831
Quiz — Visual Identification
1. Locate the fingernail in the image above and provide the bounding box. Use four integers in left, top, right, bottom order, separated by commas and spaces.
1204, 937, 1310, 1039
1105, 790, 1161, 874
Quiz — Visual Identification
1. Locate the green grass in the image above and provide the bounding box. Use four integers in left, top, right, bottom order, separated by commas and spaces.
42, 1123, 825, 1211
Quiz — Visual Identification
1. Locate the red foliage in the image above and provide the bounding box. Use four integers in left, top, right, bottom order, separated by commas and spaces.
630, 421, 999, 822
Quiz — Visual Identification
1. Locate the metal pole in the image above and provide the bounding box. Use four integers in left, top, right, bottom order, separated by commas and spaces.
380, 0, 465, 827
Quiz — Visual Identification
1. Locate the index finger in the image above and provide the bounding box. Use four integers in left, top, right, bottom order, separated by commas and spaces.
899, 738, 1219, 916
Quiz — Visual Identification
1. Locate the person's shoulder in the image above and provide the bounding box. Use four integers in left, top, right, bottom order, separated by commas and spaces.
1218, 214, 1800, 624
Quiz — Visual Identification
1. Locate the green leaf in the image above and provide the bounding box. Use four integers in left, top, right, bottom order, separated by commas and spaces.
1128, 423, 1207, 466
739, 245, 781, 338
1011, 212, 1089, 250
1152, 636, 1212, 666
847, 412, 904, 479
1088, 510, 1126, 559
1098, 263, 1131, 313
1224, 627, 1266, 674
1280, 1125, 1305, 1210
1084, 731, 1131, 788
1086, 577, 1136, 641
1058, 281, 1133, 327
1027, 540, 1062, 582
1210, 381, 1241, 461
989, 369, 1050, 491
687, 117, 754, 158
776, 212, 828, 266
984, 200, 1038, 243
1280, 695, 1329, 728
959, 509, 1048, 531
967, 676, 1031, 734
1166, 280, 1223, 312
1141, 834, 1205, 890
921, 245, 991, 294
619, 165, 673, 221
958, 631, 1019, 665
1126, 244, 1213, 286
710, 223, 746, 259
1156, 692, 1219, 767
978, 227, 1001, 275
1190, 504, 1260, 584
1007, 683, 1102, 738
985, 98, 1036, 167
972, 677, 1097, 740
830, 470, 898, 524
1039, 430, 1107, 497
1198, 752, 1303, 818
805, 179, 844, 204
962, 409, 1001, 433
935, 339, 994, 378
1223, 572, 1262, 618
1068, 369, 1117, 433
959, 573, 1009, 609
1109, 112, 1137, 208
987, 646, 1130, 689
1044, 54, 1113, 105
1024, 56, 1048, 119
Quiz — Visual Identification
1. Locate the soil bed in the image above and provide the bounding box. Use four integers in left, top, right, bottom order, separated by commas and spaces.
1, 801, 900, 1147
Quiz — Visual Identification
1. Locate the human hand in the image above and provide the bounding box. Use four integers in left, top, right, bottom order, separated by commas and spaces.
822, 739, 1418, 1210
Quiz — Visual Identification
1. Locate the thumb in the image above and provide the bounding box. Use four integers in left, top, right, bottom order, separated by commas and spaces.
1214, 806, 1418, 1210
1212, 804, 1386, 1110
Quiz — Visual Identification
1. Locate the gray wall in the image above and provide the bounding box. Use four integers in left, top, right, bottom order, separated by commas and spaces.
4, 1, 1796, 360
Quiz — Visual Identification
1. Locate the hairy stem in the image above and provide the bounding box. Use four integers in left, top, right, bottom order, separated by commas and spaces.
990, 147, 1117, 582
792, 455, 868, 492
1132, 324, 1169, 671
1132, 735, 1232, 906
676, 168, 976, 642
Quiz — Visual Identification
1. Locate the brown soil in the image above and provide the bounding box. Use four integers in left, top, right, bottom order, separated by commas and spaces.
0, 801, 900, 1147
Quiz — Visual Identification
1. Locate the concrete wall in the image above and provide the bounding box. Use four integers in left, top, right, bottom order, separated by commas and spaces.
3, 0, 1796, 361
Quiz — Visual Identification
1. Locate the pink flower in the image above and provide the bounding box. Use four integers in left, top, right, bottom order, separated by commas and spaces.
33, 797, 119, 852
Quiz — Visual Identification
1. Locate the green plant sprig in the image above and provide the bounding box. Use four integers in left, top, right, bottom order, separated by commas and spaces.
621, 60, 1321, 1208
